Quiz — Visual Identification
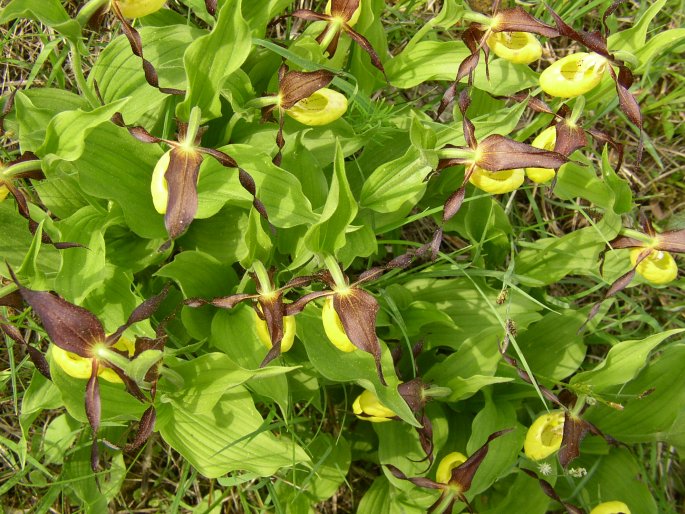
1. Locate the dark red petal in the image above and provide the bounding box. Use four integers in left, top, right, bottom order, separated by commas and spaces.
655, 229, 685, 254
107, 285, 170, 346
285, 290, 332, 316
558, 413, 589, 468
520, 468, 584, 514
476, 134, 568, 171
330, 0, 360, 19
164, 147, 204, 240
334, 289, 386, 385
205, 0, 216, 15
9, 268, 104, 357
291, 9, 330, 22
279, 70, 335, 109
0, 321, 51, 379
385, 464, 443, 490
450, 429, 513, 491
343, 26, 387, 77
544, 4, 609, 56
124, 406, 157, 452
86, 360, 101, 433
492, 7, 559, 37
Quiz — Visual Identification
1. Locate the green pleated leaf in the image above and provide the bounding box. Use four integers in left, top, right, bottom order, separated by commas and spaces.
304, 141, 358, 254
177, 0, 251, 122
571, 329, 685, 392
156, 385, 309, 478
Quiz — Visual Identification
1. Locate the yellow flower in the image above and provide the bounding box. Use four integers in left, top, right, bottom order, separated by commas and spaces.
0, 183, 9, 202
486, 31, 542, 64
630, 249, 678, 285
285, 88, 348, 126
51, 337, 135, 384
539, 52, 609, 98
525, 126, 557, 183
325, 0, 362, 27
322, 297, 357, 352
589, 501, 631, 514
150, 150, 170, 214
469, 166, 525, 194
524, 411, 564, 460
435, 452, 467, 484
254, 309, 296, 353
352, 389, 396, 422
114, 0, 166, 18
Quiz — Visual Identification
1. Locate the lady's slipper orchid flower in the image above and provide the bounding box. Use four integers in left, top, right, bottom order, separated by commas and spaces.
544, 4, 643, 163
124, 107, 268, 244
352, 389, 396, 422
387, 429, 513, 513
292, 0, 386, 77
539, 52, 609, 98
434, 91, 568, 251
437, 4, 558, 117
585, 216, 683, 326
51, 337, 135, 384
9, 267, 169, 471
114, 0, 165, 19
186, 262, 310, 366
469, 166, 525, 194
0, 183, 8, 202
285, 88, 348, 126
630, 249, 678, 285
590, 501, 631, 514
322, 296, 357, 352
259, 65, 337, 165
435, 452, 467, 484
525, 126, 558, 183
486, 31, 542, 64
524, 412, 564, 460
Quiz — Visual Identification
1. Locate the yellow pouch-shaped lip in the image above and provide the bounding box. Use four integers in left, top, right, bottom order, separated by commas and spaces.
254, 309, 296, 352
151, 150, 171, 214
285, 88, 348, 126
525, 126, 557, 183
0, 183, 9, 202
435, 451, 467, 484
630, 249, 678, 285
589, 501, 631, 514
539, 52, 608, 98
322, 297, 356, 352
469, 166, 525, 194
115, 0, 166, 18
325, 0, 362, 27
352, 389, 396, 422
486, 31, 542, 65
524, 411, 564, 460
50, 337, 135, 384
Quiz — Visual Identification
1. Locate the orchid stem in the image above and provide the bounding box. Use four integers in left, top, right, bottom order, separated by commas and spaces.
251, 260, 273, 294
68, 42, 99, 108
2, 160, 43, 178
75, 0, 110, 27
182, 106, 202, 147
322, 254, 348, 291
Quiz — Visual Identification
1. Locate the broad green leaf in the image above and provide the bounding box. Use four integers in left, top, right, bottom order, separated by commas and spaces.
238, 207, 273, 268
156, 386, 309, 478
607, 0, 666, 52
43, 414, 80, 465
297, 306, 420, 427
601, 146, 633, 214
480, 471, 550, 514
587, 344, 685, 443
159, 352, 296, 414
377, 421, 430, 480
634, 29, 685, 74
357, 476, 436, 514
555, 162, 615, 210
242, 0, 293, 36
306, 434, 351, 501
16, 220, 47, 289
360, 119, 437, 213
54, 206, 109, 303
571, 329, 684, 392
517, 310, 587, 381
75, 123, 166, 239
304, 141, 358, 254
177, 205, 249, 262
37, 99, 129, 167
0, 0, 82, 43
387, 40, 537, 95
91, 26, 202, 124
33, 163, 95, 219
177, 0, 251, 122
515, 211, 622, 286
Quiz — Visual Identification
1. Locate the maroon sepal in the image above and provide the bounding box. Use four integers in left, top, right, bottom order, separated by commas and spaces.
520, 468, 584, 514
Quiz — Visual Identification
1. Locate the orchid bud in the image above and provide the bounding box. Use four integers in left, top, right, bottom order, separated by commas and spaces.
325, 0, 362, 27
114, 0, 166, 19
285, 88, 348, 126
630, 249, 678, 285
525, 126, 557, 183
150, 150, 171, 214
486, 31, 542, 64
539, 52, 609, 98
469, 166, 525, 194
589, 501, 631, 514
524, 411, 565, 460
50, 337, 135, 384
435, 452, 467, 484
254, 309, 296, 353
322, 296, 357, 352
352, 389, 396, 422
